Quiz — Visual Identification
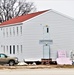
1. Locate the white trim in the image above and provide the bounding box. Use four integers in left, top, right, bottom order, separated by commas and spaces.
50, 9, 74, 21
0, 22, 23, 28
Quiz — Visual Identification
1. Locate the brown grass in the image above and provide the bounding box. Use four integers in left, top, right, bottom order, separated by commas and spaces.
0, 65, 74, 69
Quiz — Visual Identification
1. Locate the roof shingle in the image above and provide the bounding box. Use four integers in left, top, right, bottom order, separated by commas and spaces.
0, 10, 48, 26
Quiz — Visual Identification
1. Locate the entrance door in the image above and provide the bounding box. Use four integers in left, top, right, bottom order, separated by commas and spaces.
43, 45, 50, 59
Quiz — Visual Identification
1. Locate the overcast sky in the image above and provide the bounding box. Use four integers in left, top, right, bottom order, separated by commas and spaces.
25, 0, 74, 18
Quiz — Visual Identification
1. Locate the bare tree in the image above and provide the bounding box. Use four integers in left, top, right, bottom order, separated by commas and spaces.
0, 0, 36, 23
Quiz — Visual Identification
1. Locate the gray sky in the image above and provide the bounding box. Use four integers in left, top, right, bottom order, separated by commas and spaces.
25, 0, 74, 18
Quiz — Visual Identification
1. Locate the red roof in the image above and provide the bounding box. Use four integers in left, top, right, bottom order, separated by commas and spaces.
0, 10, 48, 26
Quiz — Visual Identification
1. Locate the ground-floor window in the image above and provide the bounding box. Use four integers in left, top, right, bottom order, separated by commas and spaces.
21, 45, 22, 53
1, 45, 23, 54
17, 45, 19, 54
10, 45, 12, 54
3, 46, 5, 53
13, 45, 15, 54
7, 46, 8, 53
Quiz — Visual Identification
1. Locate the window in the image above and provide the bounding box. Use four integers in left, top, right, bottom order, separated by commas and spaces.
7, 46, 8, 53
0, 54, 5, 58
4, 46, 5, 53
13, 45, 15, 54
6, 28, 8, 36
13, 27, 15, 36
17, 27, 18, 35
21, 45, 22, 53
0, 54, 7, 58
47, 27, 49, 33
10, 45, 12, 54
10, 28, 11, 36
20, 26, 22, 35
3, 28, 5, 37
1, 28, 2, 30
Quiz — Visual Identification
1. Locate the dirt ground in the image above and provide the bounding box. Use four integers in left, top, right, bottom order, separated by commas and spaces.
0, 65, 74, 69
0, 65, 74, 75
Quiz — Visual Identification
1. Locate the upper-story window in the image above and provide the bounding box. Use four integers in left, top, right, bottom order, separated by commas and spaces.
3, 28, 5, 37
6, 28, 8, 37
1, 28, 2, 30
17, 27, 18, 35
13, 27, 15, 36
47, 27, 49, 33
20, 26, 22, 35
2, 25, 22, 37
10, 28, 11, 36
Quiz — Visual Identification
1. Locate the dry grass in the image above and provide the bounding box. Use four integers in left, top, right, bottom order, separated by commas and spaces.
55, 65, 74, 68
0, 65, 74, 69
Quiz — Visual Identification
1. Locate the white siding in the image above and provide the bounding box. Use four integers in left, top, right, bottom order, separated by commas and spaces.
0, 24, 23, 60
22, 10, 74, 60
0, 10, 74, 61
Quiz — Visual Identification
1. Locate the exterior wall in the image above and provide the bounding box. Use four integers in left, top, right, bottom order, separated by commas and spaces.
22, 23, 43, 61
0, 23, 23, 61
22, 10, 74, 61
0, 10, 74, 61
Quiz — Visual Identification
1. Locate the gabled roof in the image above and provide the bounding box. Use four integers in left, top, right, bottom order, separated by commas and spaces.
0, 10, 48, 26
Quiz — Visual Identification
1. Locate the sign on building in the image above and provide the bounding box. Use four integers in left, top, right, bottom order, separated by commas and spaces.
58, 50, 67, 58
39, 40, 53, 44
